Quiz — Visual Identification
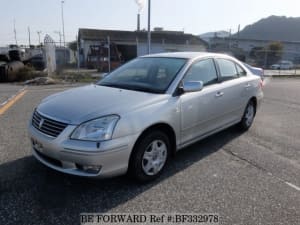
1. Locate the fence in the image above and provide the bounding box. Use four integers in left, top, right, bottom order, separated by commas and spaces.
216, 48, 300, 76
247, 50, 300, 76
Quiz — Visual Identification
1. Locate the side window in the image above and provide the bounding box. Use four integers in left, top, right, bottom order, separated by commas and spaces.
216, 59, 238, 80
184, 59, 218, 86
236, 64, 247, 76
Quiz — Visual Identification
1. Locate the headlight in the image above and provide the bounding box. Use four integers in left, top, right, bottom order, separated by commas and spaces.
70, 115, 119, 141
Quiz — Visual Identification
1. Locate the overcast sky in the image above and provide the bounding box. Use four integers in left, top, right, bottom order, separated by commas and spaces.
0, 0, 299, 46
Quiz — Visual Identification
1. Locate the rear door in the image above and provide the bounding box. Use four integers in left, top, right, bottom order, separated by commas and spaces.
214, 58, 251, 125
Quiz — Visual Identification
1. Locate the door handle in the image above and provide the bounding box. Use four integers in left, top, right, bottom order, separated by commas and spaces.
215, 91, 224, 97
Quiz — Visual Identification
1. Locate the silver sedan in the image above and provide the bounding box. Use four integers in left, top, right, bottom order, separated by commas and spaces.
28, 52, 263, 181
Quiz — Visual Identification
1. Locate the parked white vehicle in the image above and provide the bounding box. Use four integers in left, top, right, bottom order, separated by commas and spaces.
28, 52, 264, 181
271, 61, 294, 70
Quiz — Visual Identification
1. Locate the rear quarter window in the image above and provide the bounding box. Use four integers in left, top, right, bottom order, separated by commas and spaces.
216, 58, 238, 80
236, 64, 247, 76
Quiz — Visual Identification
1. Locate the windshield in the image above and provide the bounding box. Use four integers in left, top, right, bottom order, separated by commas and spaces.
98, 57, 187, 93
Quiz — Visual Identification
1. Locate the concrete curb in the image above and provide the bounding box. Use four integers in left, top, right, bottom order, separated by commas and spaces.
264, 75, 300, 78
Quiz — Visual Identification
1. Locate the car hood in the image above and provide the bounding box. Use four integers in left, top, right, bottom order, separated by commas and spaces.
37, 84, 168, 125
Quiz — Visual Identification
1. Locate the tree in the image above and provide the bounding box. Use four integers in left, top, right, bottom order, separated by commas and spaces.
68, 41, 78, 66
249, 46, 265, 67
266, 41, 283, 65
249, 42, 283, 68
68, 41, 77, 52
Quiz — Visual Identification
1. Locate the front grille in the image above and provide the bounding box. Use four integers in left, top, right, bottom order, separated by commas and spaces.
32, 110, 68, 138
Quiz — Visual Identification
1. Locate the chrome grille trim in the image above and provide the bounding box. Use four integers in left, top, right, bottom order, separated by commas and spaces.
32, 110, 68, 138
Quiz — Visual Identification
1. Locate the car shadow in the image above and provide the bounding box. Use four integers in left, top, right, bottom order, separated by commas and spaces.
0, 126, 243, 225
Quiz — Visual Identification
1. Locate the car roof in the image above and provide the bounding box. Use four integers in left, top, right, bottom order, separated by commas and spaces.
142, 51, 232, 60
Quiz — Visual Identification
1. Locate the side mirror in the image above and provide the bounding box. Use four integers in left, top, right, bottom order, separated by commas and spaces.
182, 81, 203, 93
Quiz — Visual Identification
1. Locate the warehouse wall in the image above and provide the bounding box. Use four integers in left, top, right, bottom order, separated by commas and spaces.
137, 43, 207, 56
79, 39, 207, 67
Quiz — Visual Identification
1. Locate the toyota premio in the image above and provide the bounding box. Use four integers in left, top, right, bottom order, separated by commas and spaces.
28, 52, 263, 181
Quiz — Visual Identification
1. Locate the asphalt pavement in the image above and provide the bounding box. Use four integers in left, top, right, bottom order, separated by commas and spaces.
0, 79, 299, 225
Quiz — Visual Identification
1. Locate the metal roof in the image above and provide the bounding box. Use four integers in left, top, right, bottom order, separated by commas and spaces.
78, 28, 207, 46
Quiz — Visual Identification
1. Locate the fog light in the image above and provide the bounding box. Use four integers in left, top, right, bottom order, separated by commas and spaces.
82, 165, 101, 174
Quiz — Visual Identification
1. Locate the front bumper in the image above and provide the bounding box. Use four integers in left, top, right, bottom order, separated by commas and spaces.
28, 123, 139, 178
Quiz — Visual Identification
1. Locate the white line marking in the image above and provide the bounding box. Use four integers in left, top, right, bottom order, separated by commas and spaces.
0, 100, 8, 106
285, 182, 300, 192
0, 86, 27, 107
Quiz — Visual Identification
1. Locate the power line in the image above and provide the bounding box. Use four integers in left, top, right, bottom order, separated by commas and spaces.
54, 31, 62, 46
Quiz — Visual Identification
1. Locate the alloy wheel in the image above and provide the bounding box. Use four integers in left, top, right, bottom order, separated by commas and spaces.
142, 140, 167, 176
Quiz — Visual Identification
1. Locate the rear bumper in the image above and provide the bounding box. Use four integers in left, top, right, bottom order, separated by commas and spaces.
28, 123, 139, 178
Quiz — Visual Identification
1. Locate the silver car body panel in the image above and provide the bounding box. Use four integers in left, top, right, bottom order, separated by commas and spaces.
28, 52, 263, 178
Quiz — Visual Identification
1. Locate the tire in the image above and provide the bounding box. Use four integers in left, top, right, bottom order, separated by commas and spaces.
128, 131, 170, 182
239, 100, 256, 131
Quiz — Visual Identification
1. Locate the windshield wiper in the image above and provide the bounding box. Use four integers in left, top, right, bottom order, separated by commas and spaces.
99, 82, 163, 94
99, 83, 127, 89
126, 85, 163, 94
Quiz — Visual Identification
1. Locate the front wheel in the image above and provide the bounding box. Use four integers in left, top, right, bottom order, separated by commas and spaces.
128, 131, 170, 182
239, 100, 256, 130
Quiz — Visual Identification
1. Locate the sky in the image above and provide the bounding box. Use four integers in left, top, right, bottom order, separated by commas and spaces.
0, 0, 299, 46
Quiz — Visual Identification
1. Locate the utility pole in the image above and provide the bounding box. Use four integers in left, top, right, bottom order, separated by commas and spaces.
37, 31, 42, 45
147, 0, 151, 54
28, 26, 31, 46
13, 19, 18, 45
107, 36, 111, 72
61, 0, 66, 65
228, 28, 232, 50
76, 35, 80, 70
237, 24, 240, 48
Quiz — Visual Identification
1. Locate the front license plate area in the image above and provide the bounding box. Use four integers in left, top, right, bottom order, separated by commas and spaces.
31, 138, 44, 153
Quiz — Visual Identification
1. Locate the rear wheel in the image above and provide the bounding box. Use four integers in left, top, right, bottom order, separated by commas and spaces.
239, 100, 256, 130
128, 131, 170, 182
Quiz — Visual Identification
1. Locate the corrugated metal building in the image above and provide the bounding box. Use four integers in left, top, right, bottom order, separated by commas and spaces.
78, 28, 207, 68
